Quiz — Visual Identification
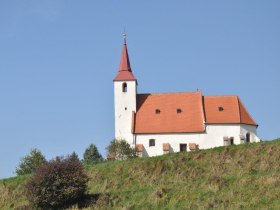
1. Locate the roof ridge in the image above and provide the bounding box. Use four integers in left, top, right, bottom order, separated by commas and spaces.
137, 91, 202, 95
204, 95, 238, 98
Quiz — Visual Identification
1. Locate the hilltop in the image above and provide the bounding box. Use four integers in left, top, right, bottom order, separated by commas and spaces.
1, 139, 280, 209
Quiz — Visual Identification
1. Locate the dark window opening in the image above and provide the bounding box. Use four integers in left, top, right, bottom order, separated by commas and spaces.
125, 107, 127, 110
122, 83, 127, 92
230, 137, 234, 145
177, 108, 182, 113
180, 144, 187, 152
246, 133, 250, 143
155, 109, 161, 114
149, 139, 155, 147
218, 107, 224, 111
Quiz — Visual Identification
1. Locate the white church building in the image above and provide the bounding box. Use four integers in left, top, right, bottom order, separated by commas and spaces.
113, 38, 260, 157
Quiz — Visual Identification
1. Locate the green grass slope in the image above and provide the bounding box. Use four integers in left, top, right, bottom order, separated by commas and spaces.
0, 175, 30, 210
1, 139, 280, 210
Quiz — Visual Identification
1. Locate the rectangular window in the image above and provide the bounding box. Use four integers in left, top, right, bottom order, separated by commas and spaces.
180, 144, 187, 152
149, 139, 155, 147
223, 136, 229, 146
239, 134, 245, 144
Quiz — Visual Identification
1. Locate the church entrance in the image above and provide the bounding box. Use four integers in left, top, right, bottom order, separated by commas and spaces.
246, 133, 250, 143
180, 144, 187, 152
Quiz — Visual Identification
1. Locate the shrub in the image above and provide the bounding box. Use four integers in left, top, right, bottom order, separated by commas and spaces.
83, 144, 103, 164
25, 156, 88, 209
16, 149, 46, 175
106, 139, 137, 160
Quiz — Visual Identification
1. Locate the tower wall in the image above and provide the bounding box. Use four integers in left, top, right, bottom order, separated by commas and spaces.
114, 80, 137, 145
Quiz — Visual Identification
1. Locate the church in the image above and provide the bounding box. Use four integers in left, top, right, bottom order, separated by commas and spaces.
113, 37, 260, 157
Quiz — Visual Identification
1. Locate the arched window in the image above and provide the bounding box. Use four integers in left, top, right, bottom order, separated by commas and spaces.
122, 82, 127, 92
246, 133, 250, 143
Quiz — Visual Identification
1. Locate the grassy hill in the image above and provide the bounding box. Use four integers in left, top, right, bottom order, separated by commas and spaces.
1, 139, 280, 209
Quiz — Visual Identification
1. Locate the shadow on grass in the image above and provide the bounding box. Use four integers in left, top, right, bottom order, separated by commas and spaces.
76, 193, 101, 208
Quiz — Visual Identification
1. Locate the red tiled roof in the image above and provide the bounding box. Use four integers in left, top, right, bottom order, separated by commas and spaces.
203, 96, 257, 126
114, 42, 136, 81
133, 93, 257, 134
238, 97, 258, 126
134, 92, 205, 134
203, 96, 240, 124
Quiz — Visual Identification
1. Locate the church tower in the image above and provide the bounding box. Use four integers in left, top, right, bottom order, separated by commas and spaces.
113, 35, 137, 145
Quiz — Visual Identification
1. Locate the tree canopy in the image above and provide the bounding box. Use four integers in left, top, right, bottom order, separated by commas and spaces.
106, 139, 137, 160
83, 144, 103, 164
69, 151, 80, 162
16, 148, 46, 175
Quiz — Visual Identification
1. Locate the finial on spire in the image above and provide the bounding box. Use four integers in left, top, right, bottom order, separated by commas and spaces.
123, 30, 126, 44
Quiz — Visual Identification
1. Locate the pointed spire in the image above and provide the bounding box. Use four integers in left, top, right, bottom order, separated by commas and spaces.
119, 33, 131, 72
114, 34, 136, 81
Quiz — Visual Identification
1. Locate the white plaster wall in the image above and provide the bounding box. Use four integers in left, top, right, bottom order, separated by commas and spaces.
240, 124, 260, 142
114, 80, 136, 145
204, 124, 241, 146
135, 124, 260, 157
136, 133, 205, 157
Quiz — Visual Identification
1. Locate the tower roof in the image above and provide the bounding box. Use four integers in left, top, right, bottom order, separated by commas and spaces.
114, 36, 136, 81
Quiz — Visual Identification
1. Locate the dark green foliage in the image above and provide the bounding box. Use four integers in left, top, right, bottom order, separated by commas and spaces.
69, 151, 80, 162
83, 144, 103, 164
106, 139, 137, 160
16, 149, 46, 175
25, 156, 88, 209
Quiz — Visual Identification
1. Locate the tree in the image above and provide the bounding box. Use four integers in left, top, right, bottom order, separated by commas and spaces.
83, 144, 103, 164
25, 156, 88, 209
106, 139, 137, 160
69, 151, 80, 162
16, 148, 46, 175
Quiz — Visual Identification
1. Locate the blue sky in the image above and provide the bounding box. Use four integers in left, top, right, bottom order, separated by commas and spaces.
0, 1, 279, 178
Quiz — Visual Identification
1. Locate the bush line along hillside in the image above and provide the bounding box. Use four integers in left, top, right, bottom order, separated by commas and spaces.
1, 139, 280, 209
